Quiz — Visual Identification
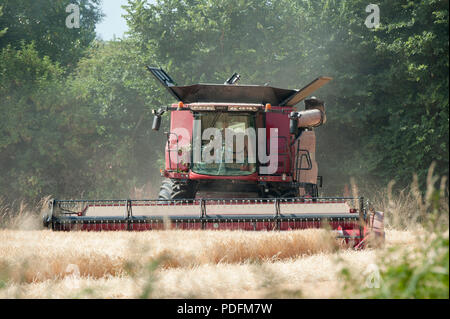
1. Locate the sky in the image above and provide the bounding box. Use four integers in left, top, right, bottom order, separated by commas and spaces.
96, 0, 130, 40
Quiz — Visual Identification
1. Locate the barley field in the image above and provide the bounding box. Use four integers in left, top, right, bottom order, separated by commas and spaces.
0, 228, 420, 299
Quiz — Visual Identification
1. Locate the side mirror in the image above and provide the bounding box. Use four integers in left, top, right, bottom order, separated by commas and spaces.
289, 112, 299, 135
152, 114, 162, 131
152, 108, 165, 131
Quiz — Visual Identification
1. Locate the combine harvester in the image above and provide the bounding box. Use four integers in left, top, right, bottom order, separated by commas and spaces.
43, 68, 384, 248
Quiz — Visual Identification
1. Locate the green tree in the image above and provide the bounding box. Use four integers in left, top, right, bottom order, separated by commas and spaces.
309, 0, 449, 191
0, 40, 167, 203
0, 43, 78, 200
365, 0, 449, 187
0, 5, 7, 38
124, 0, 314, 86
66, 39, 167, 198
0, 0, 103, 66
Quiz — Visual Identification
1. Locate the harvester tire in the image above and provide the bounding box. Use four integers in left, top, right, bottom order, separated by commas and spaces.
265, 187, 298, 199
42, 213, 51, 228
158, 178, 194, 200
304, 184, 319, 197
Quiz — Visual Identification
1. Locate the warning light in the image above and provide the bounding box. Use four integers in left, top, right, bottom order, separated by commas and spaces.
265, 103, 272, 112
177, 101, 184, 109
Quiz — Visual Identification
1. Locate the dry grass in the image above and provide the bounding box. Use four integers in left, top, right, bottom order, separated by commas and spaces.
0, 229, 340, 284
0, 228, 416, 298
0, 250, 378, 299
370, 163, 449, 230
0, 197, 48, 230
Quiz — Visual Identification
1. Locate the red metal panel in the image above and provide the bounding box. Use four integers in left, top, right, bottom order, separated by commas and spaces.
264, 107, 292, 174
166, 110, 193, 172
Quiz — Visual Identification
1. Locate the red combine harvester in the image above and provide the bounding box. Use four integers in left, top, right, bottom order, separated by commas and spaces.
43, 68, 384, 248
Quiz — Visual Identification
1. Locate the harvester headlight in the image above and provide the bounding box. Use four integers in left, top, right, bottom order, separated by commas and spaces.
228, 105, 259, 111
188, 103, 261, 111
189, 105, 216, 111
282, 173, 287, 181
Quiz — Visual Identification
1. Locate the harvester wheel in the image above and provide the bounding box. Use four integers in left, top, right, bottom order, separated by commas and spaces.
158, 178, 194, 200
304, 184, 319, 197
42, 213, 51, 228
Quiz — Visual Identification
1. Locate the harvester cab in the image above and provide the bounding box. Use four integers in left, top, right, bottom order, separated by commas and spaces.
148, 67, 331, 200
43, 67, 385, 249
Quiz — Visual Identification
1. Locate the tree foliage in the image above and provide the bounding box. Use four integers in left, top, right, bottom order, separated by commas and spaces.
0, 0, 103, 67
0, 6, 7, 38
0, 41, 167, 201
66, 40, 166, 198
1, 43, 70, 199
